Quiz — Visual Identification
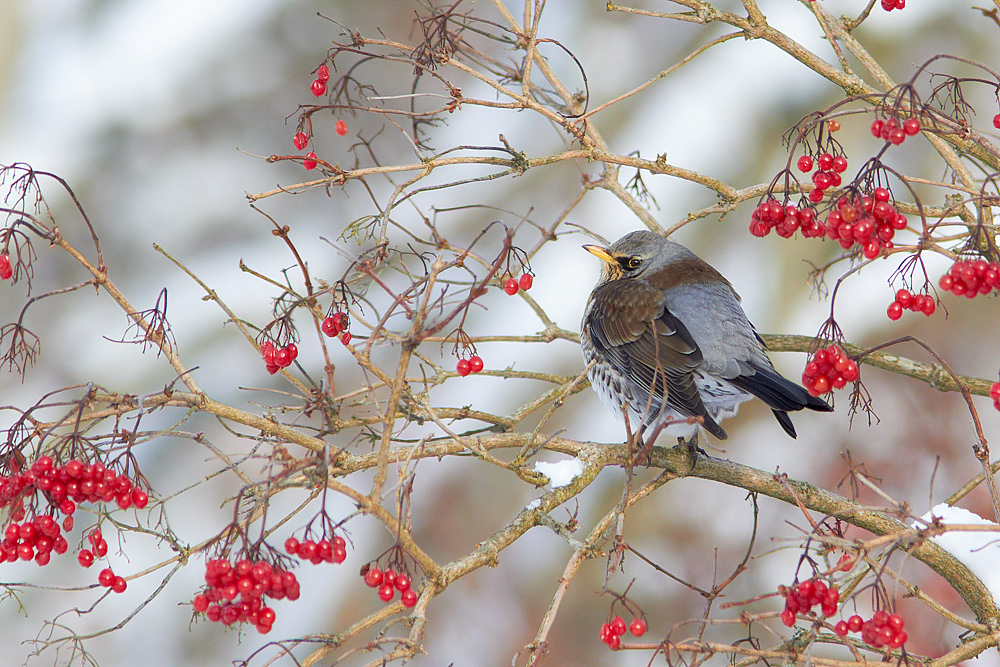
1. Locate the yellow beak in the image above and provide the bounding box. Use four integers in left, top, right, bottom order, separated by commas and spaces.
582, 244, 617, 265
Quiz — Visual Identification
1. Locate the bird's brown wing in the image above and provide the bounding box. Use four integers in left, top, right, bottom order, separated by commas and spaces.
584, 279, 725, 438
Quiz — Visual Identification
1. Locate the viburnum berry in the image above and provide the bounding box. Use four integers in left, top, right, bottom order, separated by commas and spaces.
316, 63, 330, 82
111, 575, 127, 593
340, 331, 352, 345
871, 119, 884, 137
456, 359, 471, 376
335, 119, 348, 136
802, 345, 858, 395
834, 620, 849, 636
831, 155, 848, 173
796, 155, 813, 172
504, 277, 519, 295
888, 127, 905, 145
990, 382, 1000, 412
378, 583, 395, 602
939, 257, 1000, 299
903, 117, 920, 135
310, 79, 326, 97
817, 153, 834, 171
98, 567, 116, 587
364, 566, 384, 588
629, 618, 647, 637
293, 132, 308, 151
518, 273, 533, 291
284, 537, 300, 555
303, 152, 318, 170
468, 355, 484, 373
401, 589, 418, 607
610, 616, 627, 636
994, 113, 1000, 130
0, 253, 11, 280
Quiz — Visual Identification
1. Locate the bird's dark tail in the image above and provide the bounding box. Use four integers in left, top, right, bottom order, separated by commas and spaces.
730, 366, 833, 439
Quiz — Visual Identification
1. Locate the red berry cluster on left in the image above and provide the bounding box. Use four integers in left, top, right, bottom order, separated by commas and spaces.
749, 199, 824, 238
780, 578, 839, 627
871, 117, 920, 145
503, 273, 534, 295
802, 345, 859, 396
310, 63, 330, 97
362, 565, 417, 607
0, 253, 12, 280
456, 355, 484, 377
797, 151, 849, 204
886, 288, 935, 320
321, 311, 353, 345
284, 535, 347, 565
192, 558, 300, 634
262, 341, 298, 375
989, 382, 1000, 411
880, 0, 905, 11
834, 611, 907, 649
1, 515, 68, 565
938, 258, 1000, 299
599, 615, 646, 650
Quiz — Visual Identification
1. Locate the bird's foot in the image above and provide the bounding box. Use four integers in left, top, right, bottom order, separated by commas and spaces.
628, 435, 656, 468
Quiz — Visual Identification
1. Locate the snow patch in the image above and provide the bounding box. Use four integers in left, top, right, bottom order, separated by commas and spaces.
533, 458, 585, 488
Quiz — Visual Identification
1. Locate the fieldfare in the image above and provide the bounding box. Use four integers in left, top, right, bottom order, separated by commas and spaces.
581, 230, 832, 443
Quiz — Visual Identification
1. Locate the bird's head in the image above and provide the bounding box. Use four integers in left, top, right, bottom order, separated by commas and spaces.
583, 231, 678, 283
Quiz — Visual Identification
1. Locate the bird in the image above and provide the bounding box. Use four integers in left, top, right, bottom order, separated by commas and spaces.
580, 230, 831, 445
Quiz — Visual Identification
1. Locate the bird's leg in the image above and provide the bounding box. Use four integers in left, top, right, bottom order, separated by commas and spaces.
684, 432, 708, 462
628, 424, 655, 467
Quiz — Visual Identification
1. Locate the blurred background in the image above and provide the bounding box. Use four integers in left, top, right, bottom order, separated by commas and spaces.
1, 0, 999, 665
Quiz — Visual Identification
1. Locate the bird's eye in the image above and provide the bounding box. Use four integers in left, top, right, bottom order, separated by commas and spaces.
625, 257, 642, 270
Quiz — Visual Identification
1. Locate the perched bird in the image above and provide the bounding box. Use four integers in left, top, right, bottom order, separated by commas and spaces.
581, 230, 831, 443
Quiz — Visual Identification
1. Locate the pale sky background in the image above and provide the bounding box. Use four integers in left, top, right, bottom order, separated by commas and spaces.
2, 1, 1000, 666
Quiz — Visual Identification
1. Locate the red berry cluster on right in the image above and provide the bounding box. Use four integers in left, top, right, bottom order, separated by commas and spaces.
780, 578, 840, 627
362, 565, 417, 607
798, 151, 849, 204
284, 535, 347, 565
872, 117, 920, 144
749, 199, 825, 238
938, 258, 1000, 299
880, 0, 905, 10
886, 288, 935, 320
503, 273, 534, 295
262, 340, 298, 375
192, 558, 300, 634
310, 63, 330, 97
599, 615, 646, 650
989, 382, 1000, 411
802, 345, 859, 396
834, 610, 907, 649
823, 188, 907, 257
0, 253, 11, 280
321, 311, 353, 345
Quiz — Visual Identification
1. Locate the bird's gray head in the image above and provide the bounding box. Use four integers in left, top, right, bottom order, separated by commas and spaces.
583, 231, 695, 283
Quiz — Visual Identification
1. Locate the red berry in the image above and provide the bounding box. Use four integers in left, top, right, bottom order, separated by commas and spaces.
77, 549, 95, 567
831, 155, 848, 173
834, 620, 849, 636
888, 128, 905, 145
293, 132, 308, 151
321, 316, 337, 337
887, 613, 905, 631
111, 576, 127, 593
303, 152, 318, 170
401, 589, 417, 607
610, 616, 626, 636
994, 114, 1000, 130
847, 615, 863, 632
284, 537, 300, 555
503, 277, 519, 295
131, 489, 149, 509
335, 119, 348, 136
395, 574, 411, 592
903, 117, 920, 135
796, 155, 813, 172
468, 355, 484, 373
781, 608, 795, 627
871, 119, 884, 137
193, 594, 210, 612
341, 331, 352, 345
286, 343, 298, 360
606, 634, 620, 649
817, 153, 834, 171
456, 359, 471, 376
275, 348, 291, 368
364, 567, 383, 588
310, 79, 326, 97
378, 583, 395, 602
989, 382, 1000, 400
98, 568, 115, 587
518, 273, 533, 291
316, 64, 330, 82
629, 618, 646, 637
887, 301, 903, 321
808, 187, 824, 203
0, 254, 11, 280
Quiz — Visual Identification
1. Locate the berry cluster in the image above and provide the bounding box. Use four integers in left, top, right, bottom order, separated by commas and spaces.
990, 382, 1000, 412
887, 288, 935, 320
362, 565, 417, 607
311, 63, 330, 97
0, 253, 11, 280
503, 273, 534, 295
871, 117, 920, 145
797, 151, 849, 204
834, 611, 907, 649
748, 200, 824, 239
599, 615, 646, 650
1, 515, 68, 565
77, 525, 109, 567
192, 558, 300, 634
780, 579, 840, 627
802, 345, 859, 396
97, 566, 128, 593
456, 355, 484, 377
1, 455, 149, 519
293, 131, 308, 151
938, 258, 1000, 299
284, 535, 347, 564
824, 188, 907, 257
262, 341, 298, 375
880, 0, 905, 11
321, 311, 353, 345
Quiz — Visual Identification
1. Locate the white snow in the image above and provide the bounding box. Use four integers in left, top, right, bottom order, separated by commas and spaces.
533, 458, 585, 488
916, 504, 1000, 605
